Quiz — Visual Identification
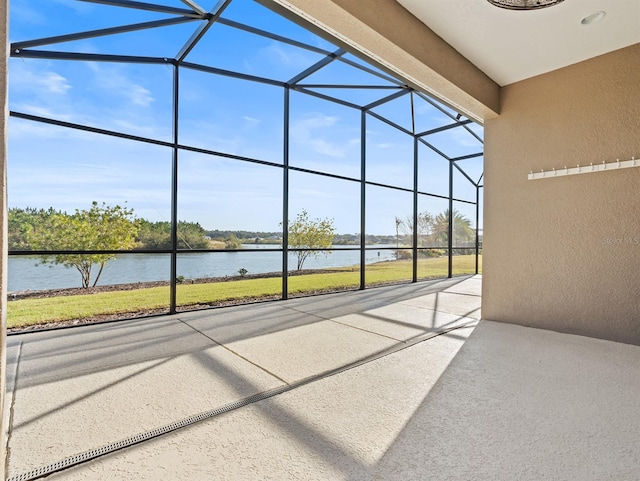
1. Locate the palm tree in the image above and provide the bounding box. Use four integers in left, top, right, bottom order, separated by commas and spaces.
394, 216, 402, 259
431, 209, 475, 248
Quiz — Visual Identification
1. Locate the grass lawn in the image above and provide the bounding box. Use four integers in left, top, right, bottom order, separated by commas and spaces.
8, 255, 481, 329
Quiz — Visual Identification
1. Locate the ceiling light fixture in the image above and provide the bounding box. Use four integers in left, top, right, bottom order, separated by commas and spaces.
486, 0, 565, 10
581, 11, 606, 25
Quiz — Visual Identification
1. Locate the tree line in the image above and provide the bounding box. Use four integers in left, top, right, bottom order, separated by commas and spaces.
8, 203, 212, 288
206, 230, 397, 246
8, 202, 475, 289
8, 203, 337, 288
9, 204, 211, 253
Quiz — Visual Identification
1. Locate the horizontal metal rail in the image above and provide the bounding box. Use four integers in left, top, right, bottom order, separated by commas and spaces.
8, 244, 478, 256
416, 119, 473, 138
10, 49, 172, 64
9, 110, 479, 202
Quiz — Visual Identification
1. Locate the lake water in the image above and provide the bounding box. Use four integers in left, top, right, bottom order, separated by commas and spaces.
8, 244, 399, 292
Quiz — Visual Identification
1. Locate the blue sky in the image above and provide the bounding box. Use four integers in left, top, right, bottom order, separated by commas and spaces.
8, 0, 483, 235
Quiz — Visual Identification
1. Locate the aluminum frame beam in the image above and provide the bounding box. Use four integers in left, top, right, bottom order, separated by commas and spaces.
176, 0, 232, 62
217, 17, 332, 56
181, 0, 207, 16
78, 0, 203, 17
10, 49, 172, 64
287, 48, 345, 85
12, 17, 198, 50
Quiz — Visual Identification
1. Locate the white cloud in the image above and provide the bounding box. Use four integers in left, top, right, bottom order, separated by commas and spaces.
311, 139, 344, 158
8, 117, 62, 139
9, 62, 167, 139
242, 116, 261, 128
8, 112, 103, 141
111, 119, 162, 138
16, 104, 70, 120
290, 113, 345, 158
87, 63, 154, 107
292, 187, 339, 200
441, 127, 483, 148
261, 43, 316, 69
11, 64, 71, 95
178, 120, 244, 156
128, 84, 154, 107
9, 0, 47, 26
43, 72, 71, 94
242, 42, 320, 77
50, 0, 94, 15
297, 114, 339, 130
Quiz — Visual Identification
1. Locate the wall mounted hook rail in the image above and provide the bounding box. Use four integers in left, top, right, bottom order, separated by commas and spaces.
528, 157, 638, 180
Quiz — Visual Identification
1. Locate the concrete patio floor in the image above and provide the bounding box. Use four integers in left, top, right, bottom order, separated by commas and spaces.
4, 275, 640, 480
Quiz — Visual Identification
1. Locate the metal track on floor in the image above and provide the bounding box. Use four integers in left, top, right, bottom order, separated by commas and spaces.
7, 320, 477, 481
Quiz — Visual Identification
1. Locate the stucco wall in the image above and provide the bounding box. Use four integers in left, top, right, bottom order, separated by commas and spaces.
0, 1, 7, 476
483, 43, 640, 345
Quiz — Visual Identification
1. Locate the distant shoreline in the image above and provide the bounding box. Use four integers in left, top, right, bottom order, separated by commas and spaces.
7, 267, 361, 301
